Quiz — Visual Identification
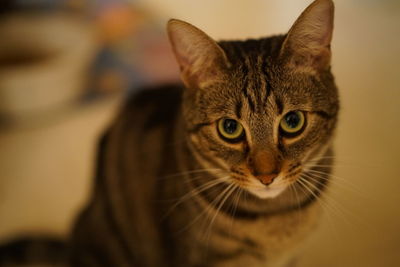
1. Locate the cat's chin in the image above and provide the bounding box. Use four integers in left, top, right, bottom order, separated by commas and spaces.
246, 186, 287, 199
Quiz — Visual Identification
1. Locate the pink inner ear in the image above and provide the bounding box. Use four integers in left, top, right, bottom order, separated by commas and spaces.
181, 57, 223, 88
168, 30, 193, 71
175, 49, 191, 71
168, 24, 210, 75
168, 20, 230, 87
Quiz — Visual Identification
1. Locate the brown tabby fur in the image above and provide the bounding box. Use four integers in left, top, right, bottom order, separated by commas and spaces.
70, 0, 339, 266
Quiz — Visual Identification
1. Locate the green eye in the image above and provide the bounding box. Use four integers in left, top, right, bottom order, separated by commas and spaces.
217, 118, 245, 143
280, 111, 306, 137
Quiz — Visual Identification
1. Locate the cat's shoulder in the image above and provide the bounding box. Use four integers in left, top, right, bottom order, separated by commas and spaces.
117, 84, 183, 130
126, 84, 183, 110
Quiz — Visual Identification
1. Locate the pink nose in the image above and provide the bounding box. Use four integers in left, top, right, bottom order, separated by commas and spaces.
256, 173, 279, 186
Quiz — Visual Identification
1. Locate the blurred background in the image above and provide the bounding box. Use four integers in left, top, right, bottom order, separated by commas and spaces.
0, 0, 399, 266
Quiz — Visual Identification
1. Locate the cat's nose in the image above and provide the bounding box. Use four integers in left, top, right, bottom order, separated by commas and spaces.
256, 172, 279, 186
248, 149, 281, 186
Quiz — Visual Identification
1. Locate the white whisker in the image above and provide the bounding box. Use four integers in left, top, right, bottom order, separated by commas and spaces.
159, 168, 225, 180
304, 169, 364, 195
162, 176, 229, 221
299, 176, 356, 228
203, 183, 237, 245
173, 181, 233, 235
295, 178, 339, 236
229, 187, 243, 233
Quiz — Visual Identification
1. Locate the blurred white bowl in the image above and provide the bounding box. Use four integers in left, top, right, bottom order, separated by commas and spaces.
0, 12, 98, 120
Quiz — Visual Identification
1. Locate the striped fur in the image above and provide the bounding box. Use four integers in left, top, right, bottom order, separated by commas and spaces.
71, 1, 339, 266
0, 237, 68, 266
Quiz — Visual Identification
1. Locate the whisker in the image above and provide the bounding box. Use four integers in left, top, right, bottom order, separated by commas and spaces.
297, 177, 344, 221
172, 181, 233, 235
290, 182, 302, 217
305, 155, 360, 168
229, 187, 243, 233
305, 169, 354, 183
158, 174, 227, 203
302, 171, 349, 189
303, 169, 364, 194
162, 176, 229, 220
304, 172, 366, 198
306, 155, 337, 162
159, 168, 225, 180
295, 178, 340, 238
299, 176, 355, 227
203, 183, 237, 245
301, 173, 371, 230
306, 155, 369, 168
207, 183, 237, 231
303, 164, 334, 168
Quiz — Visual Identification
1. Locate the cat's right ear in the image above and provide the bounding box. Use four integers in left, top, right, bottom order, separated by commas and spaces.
280, 0, 334, 73
167, 19, 230, 89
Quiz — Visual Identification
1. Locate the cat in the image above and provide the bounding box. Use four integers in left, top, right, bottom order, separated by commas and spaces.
0, 0, 339, 266
69, 0, 339, 266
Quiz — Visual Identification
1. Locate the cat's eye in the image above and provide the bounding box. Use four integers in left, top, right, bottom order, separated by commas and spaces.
217, 118, 245, 143
280, 111, 306, 137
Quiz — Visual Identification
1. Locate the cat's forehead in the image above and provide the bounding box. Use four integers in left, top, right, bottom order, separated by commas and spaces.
197, 37, 337, 120
211, 48, 310, 105
219, 36, 284, 61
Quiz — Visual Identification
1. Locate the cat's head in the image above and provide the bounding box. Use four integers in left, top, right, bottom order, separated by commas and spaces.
168, 0, 339, 199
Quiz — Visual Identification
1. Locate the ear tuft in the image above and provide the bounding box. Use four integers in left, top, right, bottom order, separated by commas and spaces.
167, 19, 229, 88
280, 0, 335, 72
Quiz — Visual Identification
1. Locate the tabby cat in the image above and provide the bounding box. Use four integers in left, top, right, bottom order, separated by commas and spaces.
70, 0, 339, 266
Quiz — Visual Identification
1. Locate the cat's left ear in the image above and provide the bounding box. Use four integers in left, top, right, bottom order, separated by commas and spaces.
167, 19, 230, 89
280, 0, 334, 72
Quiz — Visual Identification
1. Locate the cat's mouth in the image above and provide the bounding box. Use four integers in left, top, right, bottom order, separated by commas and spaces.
230, 172, 293, 199
248, 183, 287, 199
230, 163, 303, 199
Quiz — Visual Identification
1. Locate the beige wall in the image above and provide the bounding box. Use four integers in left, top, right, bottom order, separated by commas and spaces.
138, 0, 306, 38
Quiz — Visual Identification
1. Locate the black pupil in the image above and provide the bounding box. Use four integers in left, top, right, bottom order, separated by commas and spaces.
285, 112, 300, 129
224, 119, 238, 134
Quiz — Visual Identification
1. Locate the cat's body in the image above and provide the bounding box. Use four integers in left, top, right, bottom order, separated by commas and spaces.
71, 85, 331, 267
71, 1, 339, 260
